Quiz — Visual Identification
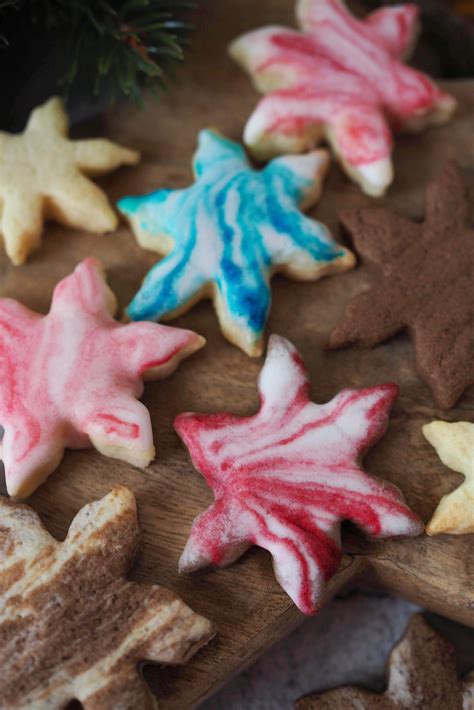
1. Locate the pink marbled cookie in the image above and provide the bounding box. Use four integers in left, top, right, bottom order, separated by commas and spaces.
0, 258, 204, 497
230, 0, 456, 196
175, 335, 423, 615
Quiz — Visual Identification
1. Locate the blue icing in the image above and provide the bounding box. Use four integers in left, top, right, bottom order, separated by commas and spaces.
193, 130, 248, 177
118, 130, 349, 351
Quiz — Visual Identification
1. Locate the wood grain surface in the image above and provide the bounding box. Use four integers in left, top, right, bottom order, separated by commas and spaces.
1, 1, 473, 707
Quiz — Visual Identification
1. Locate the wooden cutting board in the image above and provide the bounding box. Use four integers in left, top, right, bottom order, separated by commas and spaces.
1, 1, 473, 707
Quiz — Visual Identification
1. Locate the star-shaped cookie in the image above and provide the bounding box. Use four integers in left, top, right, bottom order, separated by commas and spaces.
296, 614, 474, 709
0, 96, 139, 265
230, 0, 456, 196
118, 129, 354, 356
329, 161, 474, 409
0, 257, 204, 497
0, 486, 214, 709
423, 421, 474, 535
175, 335, 422, 615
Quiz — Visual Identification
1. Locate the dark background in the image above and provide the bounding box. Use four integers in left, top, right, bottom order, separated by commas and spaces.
0, 0, 473, 131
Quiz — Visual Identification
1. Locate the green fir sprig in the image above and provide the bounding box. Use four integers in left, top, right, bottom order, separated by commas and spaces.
0, 0, 19, 48
5, 0, 196, 102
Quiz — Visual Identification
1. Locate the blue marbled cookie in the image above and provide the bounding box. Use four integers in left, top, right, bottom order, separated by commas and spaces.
118, 129, 354, 356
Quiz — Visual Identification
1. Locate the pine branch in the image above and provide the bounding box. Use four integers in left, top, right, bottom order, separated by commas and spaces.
0, 0, 19, 47
4, 0, 196, 102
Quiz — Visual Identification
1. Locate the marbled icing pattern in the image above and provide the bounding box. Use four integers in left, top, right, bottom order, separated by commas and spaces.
175, 335, 423, 615
230, 0, 456, 196
118, 130, 354, 356
0, 258, 204, 497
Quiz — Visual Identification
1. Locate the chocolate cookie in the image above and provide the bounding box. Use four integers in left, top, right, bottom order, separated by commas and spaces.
329, 161, 474, 409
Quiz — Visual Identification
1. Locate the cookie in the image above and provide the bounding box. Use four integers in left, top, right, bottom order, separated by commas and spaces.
329, 161, 474, 409
296, 614, 473, 709
118, 129, 354, 357
0, 486, 214, 708
0, 257, 204, 497
423, 421, 474, 535
465, 672, 474, 710
229, 0, 456, 197
0, 96, 139, 265
174, 335, 422, 615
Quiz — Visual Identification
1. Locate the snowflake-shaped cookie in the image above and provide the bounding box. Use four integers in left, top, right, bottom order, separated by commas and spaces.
329, 161, 474, 409
0, 486, 214, 708
0, 258, 204, 497
423, 421, 474, 535
118, 129, 353, 356
175, 335, 422, 615
0, 96, 139, 264
297, 615, 474, 708
230, 0, 456, 196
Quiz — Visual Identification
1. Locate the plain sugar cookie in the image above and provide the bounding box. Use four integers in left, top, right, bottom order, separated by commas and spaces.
0, 96, 139, 264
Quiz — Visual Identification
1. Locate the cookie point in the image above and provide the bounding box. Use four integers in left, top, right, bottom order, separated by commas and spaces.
327, 327, 344, 350
198, 127, 221, 145
339, 247, 357, 269
422, 420, 445, 443
374, 382, 399, 411
173, 411, 190, 435
117, 194, 142, 216
431, 92, 457, 125
80, 255, 104, 272
178, 544, 203, 574
9, 250, 27, 267
240, 336, 265, 358
228, 35, 242, 60
308, 147, 331, 171
34, 95, 66, 122
357, 158, 393, 197
101, 209, 119, 233
268, 333, 292, 352
105, 485, 136, 508
193, 333, 207, 351
46, 95, 64, 109
124, 148, 141, 165
382, 381, 399, 399
425, 518, 444, 536
422, 421, 435, 436
121, 308, 131, 324
6, 476, 33, 500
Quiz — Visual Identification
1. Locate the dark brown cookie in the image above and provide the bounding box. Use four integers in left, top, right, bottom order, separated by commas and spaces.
296, 614, 473, 709
329, 161, 474, 409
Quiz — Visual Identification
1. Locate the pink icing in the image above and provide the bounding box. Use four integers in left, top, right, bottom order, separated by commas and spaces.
175, 335, 423, 615
0, 258, 202, 497
230, 0, 455, 192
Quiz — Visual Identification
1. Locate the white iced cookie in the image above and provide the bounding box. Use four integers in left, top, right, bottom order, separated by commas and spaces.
230, 0, 456, 196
